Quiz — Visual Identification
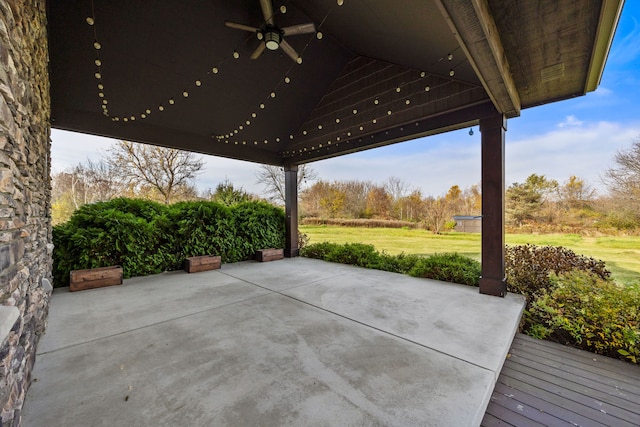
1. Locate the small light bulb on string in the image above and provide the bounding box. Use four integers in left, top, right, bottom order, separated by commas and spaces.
212, 67, 219, 74
169, 98, 175, 105
259, 103, 265, 109
94, 59, 101, 66
448, 53, 453, 61
86, 17, 95, 25
316, 32, 323, 40
337, 0, 344, 5
284, 76, 291, 84
195, 80, 202, 87
280, 5, 287, 13
233, 51, 240, 59
182, 91, 189, 98
93, 42, 101, 50
449, 69, 455, 77
296, 57, 303, 64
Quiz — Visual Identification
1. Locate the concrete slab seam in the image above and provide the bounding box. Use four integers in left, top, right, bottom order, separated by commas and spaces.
219, 270, 498, 375
35, 290, 276, 357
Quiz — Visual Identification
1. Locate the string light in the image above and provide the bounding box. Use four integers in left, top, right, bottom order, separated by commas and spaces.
85, 6, 468, 159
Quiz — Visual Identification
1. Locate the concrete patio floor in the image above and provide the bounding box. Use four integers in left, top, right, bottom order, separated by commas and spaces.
23, 258, 525, 426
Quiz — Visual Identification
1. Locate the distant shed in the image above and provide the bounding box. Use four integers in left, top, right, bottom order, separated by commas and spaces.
454, 216, 482, 233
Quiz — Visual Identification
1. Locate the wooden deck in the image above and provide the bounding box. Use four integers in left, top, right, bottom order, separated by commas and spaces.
482, 334, 640, 427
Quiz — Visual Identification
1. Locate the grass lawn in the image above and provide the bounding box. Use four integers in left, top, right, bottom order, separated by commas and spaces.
300, 225, 640, 286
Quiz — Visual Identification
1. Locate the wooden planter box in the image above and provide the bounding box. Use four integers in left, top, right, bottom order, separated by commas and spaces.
70, 266, 123, 292
255, 248, 284, 262
185, 255, 221, 273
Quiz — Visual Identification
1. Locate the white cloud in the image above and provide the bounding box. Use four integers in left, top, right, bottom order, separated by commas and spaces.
557, 115, 583, 128
51, 120, 640, 199
506, 121, 640, 191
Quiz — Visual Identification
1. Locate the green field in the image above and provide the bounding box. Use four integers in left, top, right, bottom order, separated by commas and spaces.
300, 225, 640, 286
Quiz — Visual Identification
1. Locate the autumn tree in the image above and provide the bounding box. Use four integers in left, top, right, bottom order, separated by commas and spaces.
423, 196, 450, 233
461, 185, 482, 215
255, 164, 318, 206
365, 186, 392, 218
396, 190, 425, 221
557, 175, 595, 210
106, 141, 204, 204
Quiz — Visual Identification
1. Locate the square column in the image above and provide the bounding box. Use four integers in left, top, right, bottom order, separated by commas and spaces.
480, 114, 507, 296
284, 164, 299, 257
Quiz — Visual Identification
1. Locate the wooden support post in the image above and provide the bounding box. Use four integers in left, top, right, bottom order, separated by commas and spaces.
480, 114, 507, 297
284, 164, 299, 257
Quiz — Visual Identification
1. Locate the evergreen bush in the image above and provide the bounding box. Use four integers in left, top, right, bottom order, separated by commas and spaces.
52, 198, 286, 287
407, 253, 481, 286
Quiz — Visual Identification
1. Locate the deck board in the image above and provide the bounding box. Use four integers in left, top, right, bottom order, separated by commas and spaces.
483, 334, 640, 427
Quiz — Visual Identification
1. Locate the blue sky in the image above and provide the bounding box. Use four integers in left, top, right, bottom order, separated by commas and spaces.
51, 2, 640, 198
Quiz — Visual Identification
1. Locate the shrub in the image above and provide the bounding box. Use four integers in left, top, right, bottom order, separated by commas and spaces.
302, 242, 477, 285
52, 199, 168, 284
505, 244, 610, 301
165, 201, 238, 267
52, 198, 286, 287
525, 271, 639, 363
230, 201, 286, 260
408, 253, 480, 286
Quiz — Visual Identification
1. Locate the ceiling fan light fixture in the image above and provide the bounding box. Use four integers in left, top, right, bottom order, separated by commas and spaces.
264, 28, 282, 50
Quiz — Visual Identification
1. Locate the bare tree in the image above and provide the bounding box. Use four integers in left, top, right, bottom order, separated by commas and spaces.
51, 159, 121, 224
604, 138, 640, 214
256, 164, 318, 205
106, 141, 204, 204
384, 176, 409, 202
423, 196, 452, 234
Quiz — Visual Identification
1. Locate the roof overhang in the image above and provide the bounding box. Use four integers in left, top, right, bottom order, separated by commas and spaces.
47, 0, 624, 165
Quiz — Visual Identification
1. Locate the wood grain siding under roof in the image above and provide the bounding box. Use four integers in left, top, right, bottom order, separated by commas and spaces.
489, 0, 614, 109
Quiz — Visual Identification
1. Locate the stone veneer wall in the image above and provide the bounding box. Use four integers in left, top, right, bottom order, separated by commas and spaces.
0, 0, 52, 426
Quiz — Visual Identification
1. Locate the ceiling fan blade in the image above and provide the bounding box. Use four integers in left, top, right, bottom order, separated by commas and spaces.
279, 40, 301, 63
225, 21, 258, 32
282, 22, 316, 36
251, 42, 266, 59
259, 0, 275, 25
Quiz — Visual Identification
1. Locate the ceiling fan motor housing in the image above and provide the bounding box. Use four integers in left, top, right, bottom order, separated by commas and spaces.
263, 25, 282, 50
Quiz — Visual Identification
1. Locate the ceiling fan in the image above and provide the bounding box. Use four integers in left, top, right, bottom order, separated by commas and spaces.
225, 0, 316, 63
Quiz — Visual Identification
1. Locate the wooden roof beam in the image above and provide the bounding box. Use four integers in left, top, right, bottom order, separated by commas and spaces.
585, 0, 624, 93
435, 0, 521, 117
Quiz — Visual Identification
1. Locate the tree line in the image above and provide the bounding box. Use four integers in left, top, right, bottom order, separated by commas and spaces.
52, 137, 640, 233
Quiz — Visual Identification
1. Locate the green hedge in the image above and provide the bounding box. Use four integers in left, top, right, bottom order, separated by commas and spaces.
52, 198, 285, 287
301, 242, 479, 285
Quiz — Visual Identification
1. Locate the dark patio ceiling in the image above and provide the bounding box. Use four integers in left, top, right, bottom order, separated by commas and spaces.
47, 0, 622, 166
